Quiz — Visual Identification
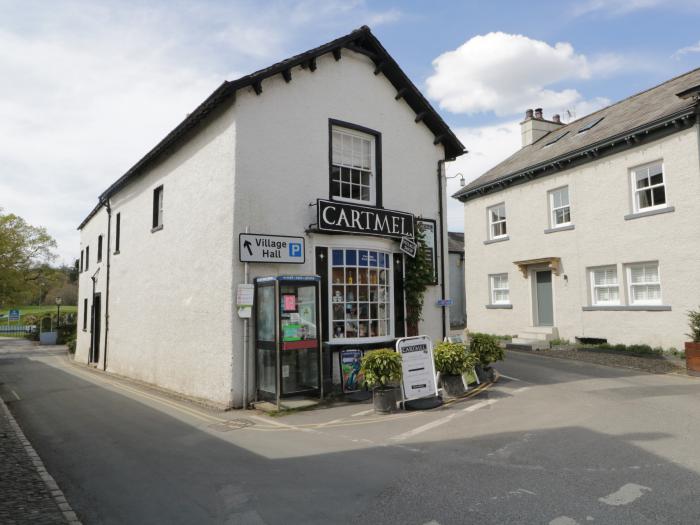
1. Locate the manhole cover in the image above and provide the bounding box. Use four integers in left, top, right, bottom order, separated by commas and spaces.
208, 418, 255, 432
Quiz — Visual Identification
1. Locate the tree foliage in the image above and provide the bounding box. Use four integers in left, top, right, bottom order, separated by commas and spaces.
404, 227, 434, 336
0, 208, 58, 308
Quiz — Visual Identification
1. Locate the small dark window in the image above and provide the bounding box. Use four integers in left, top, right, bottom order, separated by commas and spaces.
85, 246, 90, 271
544, 131, 569, 147
115, 213, 121, 252
97, 235, 103, 263
153, 186, 163, 229
80, 250, 84, 272
578, 116, 604, 134
83, 298, 88, 330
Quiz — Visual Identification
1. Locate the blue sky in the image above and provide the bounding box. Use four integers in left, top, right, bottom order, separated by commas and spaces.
2, 0, 700, 262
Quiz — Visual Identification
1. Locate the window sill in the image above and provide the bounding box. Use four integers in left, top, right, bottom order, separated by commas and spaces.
113, 251, 120, 255
486, 304, 512, 309
151, 225, 164, 233
327, 336, 394, 345
624, 206, 674, 221
483, 236, 509, 245
544, 224, 575, 234
582, 305, 671, 311
82, 329, 87, 332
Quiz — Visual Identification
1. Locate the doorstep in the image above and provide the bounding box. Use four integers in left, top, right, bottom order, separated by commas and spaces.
253, 398, 321, 413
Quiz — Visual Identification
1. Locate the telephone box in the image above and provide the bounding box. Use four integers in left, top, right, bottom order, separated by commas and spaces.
254, 275, 322, 407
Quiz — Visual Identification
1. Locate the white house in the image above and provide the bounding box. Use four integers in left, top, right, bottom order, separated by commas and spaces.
454, 69, 700, 350
76, 26, 465, 408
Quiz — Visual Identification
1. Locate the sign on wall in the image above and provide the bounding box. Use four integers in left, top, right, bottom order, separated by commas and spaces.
399, 236, 417, 258
396, 335, 438, 401
236, 284, 254, 318
317, 199, 415, 239
239, 234, 305, 263
416, 219, 438, 284
8, 309, 20, 322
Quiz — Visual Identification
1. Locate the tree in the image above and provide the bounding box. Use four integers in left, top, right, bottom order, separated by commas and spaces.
0, 208, 58, 308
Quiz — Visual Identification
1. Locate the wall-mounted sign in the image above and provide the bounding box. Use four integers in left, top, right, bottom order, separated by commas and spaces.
239, 233, 305, 263
399, 236, 417, 258
236, 284, 254, 318
436, 299, 453, 307
317, 199, 414, 239
396, 335, 438, 401
416, 219, 438, 284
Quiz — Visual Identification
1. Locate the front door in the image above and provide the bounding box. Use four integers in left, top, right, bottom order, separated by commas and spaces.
535, 271, 553, 326
91, 294, 101, 363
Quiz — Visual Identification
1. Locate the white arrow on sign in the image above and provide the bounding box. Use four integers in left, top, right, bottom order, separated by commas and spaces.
239, 233, 305, 264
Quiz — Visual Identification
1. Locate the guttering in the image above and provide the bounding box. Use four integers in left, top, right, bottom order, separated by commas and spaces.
455, 106, 697, 202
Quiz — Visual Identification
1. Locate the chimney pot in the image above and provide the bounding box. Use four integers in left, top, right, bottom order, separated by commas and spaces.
525, 109, 534, 119
534, 108, 543, 119
552, 114, 561, 124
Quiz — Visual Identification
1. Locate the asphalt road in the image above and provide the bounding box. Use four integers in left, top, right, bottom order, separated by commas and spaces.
2, 342, 700, 524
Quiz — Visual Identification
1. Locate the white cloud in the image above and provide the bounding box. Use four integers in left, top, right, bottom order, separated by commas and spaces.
572, 0, 663, 17
0, 0, 401, 264
444, 121, 521, 232
673, 41, 700, 59
426, 32, 607, 117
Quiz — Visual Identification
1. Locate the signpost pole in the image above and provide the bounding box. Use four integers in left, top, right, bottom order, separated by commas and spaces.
243, 226, 249, 409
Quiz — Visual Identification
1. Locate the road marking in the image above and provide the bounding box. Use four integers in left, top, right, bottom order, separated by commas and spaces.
390, 412, 459, 442
11, 389, 20, 400
599, 483, 651, 506
351, 409, 374, 417
512, 386, 531, 394
463, 399, 499, 412
499, 373, 522, 382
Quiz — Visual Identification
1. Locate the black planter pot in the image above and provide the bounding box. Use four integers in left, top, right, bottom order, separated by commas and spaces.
441, 374, 466, 397
372, 386, 398, 414
475, 364, 487, 382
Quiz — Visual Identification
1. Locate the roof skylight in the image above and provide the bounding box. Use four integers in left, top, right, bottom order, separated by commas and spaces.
578, 116, 605, 134
544, 131, 569, 147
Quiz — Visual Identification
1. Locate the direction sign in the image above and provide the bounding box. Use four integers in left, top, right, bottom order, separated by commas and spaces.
239, 234, 305, 264
399, 236, 417, 258
396, 335, 438, 401
436, 299, 454, 307
8, 309, 20, 321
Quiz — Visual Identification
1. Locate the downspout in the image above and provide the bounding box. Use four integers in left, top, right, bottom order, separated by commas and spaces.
437, 160, 447, 340
103, 199, 112, 371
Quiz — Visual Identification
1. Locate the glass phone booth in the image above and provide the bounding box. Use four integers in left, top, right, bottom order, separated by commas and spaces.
254, 275, 322, 408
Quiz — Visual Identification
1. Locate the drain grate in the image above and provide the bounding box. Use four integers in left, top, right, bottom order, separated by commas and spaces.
208, 418, 255, 432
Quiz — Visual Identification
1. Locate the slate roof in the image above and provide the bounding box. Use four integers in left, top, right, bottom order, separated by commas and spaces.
454, 67, 700, 202
447, 232, 464, 253
79, 26, 465, 229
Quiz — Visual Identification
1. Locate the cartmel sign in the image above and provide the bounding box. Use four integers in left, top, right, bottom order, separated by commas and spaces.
317, 199, 414, 239
239, 233, 305, 263
396, 335, 438, 401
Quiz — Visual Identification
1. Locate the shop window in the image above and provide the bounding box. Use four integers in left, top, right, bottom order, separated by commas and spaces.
330, 124, 377, 205
330, 248, 392, 341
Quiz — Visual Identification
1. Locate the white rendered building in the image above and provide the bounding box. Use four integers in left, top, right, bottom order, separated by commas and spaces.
76, 27, 465, 408
454, 70, 700, 350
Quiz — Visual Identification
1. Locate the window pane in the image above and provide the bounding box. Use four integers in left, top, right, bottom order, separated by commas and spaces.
351, 184, 361, 200
652, 186, 666, 206
362, 140, 371, 170
342, 134, 352, 165
331, 180, 341, 197
636, 174, 649, 189
345, 250, 356, 265
650, 172, 663, 186
358, 250, 369, 266
331, 166, 341, 181
637, 189, 651, 209
332, 132, 341, 164
341, 183, 350, 198
559, 188, 569, 206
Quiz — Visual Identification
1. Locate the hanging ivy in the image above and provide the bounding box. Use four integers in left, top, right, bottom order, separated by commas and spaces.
404, 227, 434, 336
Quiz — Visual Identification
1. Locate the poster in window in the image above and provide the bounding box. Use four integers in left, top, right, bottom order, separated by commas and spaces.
340, 349, 365, 393
416, 218, 438, 284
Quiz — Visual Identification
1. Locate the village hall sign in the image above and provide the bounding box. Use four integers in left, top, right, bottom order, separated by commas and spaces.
316, 199, 415, 239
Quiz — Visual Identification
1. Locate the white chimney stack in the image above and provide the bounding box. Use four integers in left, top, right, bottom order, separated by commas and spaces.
520, 108, 564, 148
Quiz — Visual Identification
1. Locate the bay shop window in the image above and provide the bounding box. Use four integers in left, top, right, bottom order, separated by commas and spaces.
330, 248, 392, 342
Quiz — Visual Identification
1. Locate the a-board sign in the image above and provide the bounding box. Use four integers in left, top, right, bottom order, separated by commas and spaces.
396, 335, 438, 401
239, 234, 305, 263
399, 236, 417, 258
8, 309, 20, 322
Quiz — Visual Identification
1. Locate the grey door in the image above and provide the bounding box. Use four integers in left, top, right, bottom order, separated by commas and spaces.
535, 271, 553, 326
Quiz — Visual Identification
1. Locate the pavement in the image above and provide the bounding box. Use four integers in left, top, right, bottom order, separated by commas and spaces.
2, 338, 700, 524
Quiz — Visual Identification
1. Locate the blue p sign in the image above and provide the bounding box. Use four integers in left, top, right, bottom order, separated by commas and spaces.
289, 243, 302, 258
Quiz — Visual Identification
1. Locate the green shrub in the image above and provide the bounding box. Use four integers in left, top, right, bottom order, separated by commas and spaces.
626, 344, 655, 355
434, 342, 478, 375
550, 338, 570, 346
613, 344, 627, 352
360, 349, 402, 388
57, 323, 76, 345
469, 333, 504, 367
687, 308, 700, 343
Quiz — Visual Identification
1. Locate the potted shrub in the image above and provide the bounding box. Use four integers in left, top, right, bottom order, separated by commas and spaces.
685, 308, 700, 374
360, 349, 402, 414
469, 333, 504, 382
434, 342, 477, 397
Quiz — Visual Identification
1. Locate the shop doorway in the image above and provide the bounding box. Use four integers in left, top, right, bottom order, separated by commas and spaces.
90, 293, 101, 363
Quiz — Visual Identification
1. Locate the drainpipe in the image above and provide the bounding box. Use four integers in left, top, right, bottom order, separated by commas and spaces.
437, 160, 447, 340
89, 267, 100, 364
102, 200, 111, 371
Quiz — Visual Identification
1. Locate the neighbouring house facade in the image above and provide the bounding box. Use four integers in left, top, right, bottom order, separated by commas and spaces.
447, 232, 466, 330
454, 69, 700, 350
76, 27, 465, 408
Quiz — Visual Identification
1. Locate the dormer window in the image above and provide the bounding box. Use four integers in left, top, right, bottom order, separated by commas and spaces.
330, 122, 379, 206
